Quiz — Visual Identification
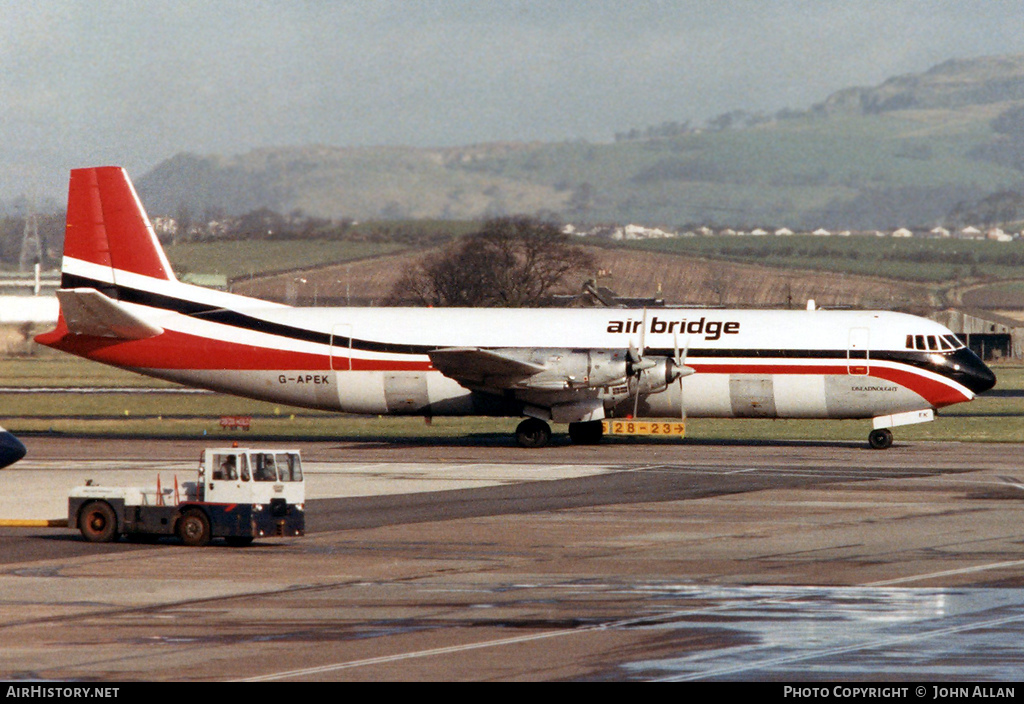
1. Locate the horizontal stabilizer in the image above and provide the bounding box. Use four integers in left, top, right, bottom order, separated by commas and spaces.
56, 288, 164, 340
429, 347, 546, 386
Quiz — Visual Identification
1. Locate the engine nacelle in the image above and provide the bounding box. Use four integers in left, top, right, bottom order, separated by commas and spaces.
632, 357, 684, 396
495, 348, 629, 391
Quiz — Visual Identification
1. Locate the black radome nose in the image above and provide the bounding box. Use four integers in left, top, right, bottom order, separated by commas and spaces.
950, 348, 997, 395
0, 429, 26, 469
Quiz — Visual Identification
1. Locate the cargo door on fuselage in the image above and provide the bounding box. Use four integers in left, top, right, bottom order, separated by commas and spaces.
848, 327, 870, 375
384, 373, 429, 414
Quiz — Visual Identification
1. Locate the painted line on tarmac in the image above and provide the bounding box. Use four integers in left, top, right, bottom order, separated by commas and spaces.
0, 518, 65, 528
236, 628, 599, 681
864, 558, 1024, 586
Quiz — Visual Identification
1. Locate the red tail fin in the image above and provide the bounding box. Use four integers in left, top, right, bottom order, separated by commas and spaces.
64, 166, 176, 281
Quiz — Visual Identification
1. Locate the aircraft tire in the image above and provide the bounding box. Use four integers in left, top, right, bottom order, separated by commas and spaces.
79, 501, 118, 543
568, 420, 604, 445
177, 508, 212, 547
516, 418, 552, 448
868, 428, 893, 450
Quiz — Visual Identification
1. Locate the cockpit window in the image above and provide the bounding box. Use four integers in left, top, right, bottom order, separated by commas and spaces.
906, 333, 965, 351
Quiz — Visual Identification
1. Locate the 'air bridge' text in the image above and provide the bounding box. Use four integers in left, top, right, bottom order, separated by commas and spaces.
606, 316, 740, 341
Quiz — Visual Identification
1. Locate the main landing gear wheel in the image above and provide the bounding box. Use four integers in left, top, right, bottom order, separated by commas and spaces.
516, 418, 552, 448
568, 420, 604, 445
868, 428, 893, 450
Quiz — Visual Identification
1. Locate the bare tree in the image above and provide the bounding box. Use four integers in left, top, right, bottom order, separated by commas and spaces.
388, 217, 595, 307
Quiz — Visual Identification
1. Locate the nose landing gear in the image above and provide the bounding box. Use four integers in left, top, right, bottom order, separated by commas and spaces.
868, 428, 893, 450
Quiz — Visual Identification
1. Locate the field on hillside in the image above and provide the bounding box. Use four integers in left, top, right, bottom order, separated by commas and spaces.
616, 235, 1024, 283
165, 239, 407, 280
163, 227, 1024, 305
224, 238, 940, 311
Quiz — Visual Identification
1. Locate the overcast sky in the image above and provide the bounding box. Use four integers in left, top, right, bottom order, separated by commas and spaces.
5, 0, 1024, 203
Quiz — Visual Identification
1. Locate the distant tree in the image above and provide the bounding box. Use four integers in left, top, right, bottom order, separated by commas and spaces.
174, 203, 193, 245
387, 216, 595, 307
225, 208, 289, 240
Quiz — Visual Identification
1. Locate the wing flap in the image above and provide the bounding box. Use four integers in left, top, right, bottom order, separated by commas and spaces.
56, 288, 164, 340
429, 347, 546, 387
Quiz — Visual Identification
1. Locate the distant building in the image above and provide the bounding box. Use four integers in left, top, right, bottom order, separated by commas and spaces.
933, 308, 1023, 360
892, 227, 913, 238
986, 227, 1013, 242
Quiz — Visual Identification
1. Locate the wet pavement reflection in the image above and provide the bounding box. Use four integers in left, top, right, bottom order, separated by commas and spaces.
617, 585, 1024, 681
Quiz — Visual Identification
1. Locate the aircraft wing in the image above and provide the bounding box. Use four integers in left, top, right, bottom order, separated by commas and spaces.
56, 288, 164, 340
428, 347, 547, 388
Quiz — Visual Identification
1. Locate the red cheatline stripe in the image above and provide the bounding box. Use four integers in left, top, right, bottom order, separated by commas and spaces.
41, 326, 431, 372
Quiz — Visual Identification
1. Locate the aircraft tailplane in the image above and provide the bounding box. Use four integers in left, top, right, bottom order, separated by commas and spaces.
55, 288, 164, 340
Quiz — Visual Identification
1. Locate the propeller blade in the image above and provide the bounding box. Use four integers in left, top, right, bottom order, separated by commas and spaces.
627, 339, 642, 365
633, 378, 641, 418
675, 333, 695, 420
627, 308, 650, 418
638, 307, 647, 357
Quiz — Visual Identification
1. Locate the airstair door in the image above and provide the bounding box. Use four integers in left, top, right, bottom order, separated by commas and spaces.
848, 327, 869, 375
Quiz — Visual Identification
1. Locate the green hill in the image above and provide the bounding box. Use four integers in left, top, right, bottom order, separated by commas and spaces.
135, 53, 1024, 230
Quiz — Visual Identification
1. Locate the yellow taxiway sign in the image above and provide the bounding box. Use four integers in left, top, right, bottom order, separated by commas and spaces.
602, 420, 686, 437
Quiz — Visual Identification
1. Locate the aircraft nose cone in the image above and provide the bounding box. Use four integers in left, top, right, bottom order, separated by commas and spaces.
950, 349, 997, 395
0, 428, 26, 469
970, 362, 998, 395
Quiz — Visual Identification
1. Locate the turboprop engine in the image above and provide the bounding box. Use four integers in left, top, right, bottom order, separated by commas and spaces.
501, 348, 630, 391
629, 355, 685, 396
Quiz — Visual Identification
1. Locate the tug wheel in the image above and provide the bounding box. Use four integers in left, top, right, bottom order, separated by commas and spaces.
177, 508, 212, 547
79, 501, 118, 543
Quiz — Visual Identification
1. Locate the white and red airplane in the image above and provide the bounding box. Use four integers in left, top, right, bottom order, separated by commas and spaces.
36, 166, 996, 448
